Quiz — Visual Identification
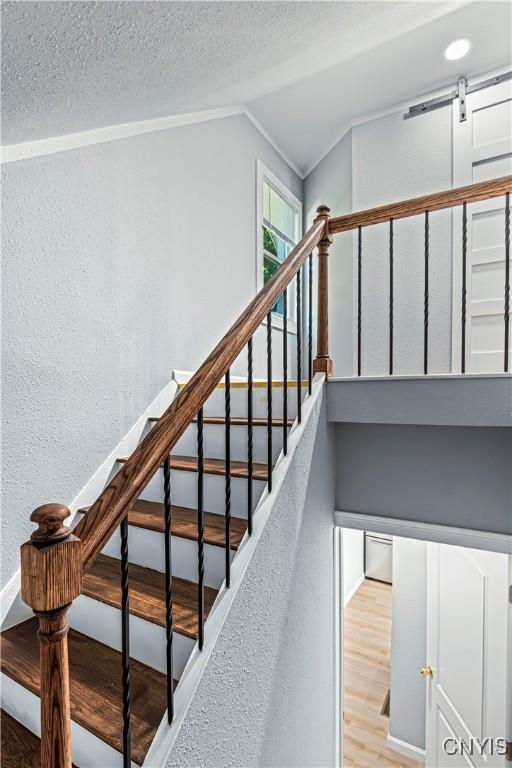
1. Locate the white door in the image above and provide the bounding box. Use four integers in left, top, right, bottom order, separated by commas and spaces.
452, 78, 512, 373
425, 544, 509, 768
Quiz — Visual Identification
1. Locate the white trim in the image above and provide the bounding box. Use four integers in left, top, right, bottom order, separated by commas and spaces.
0, 104, 303, 177
255, 159, 303, 333
335, 511, 512, 555
343, 572, 365, 608
304, 64, 512, 177
1, 105, 245, 163
387, 734, 426, 763
334, 525, 343, 768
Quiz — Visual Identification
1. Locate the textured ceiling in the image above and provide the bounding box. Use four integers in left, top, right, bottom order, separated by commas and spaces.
2, 0, 457, 145
1, 1, 510, 174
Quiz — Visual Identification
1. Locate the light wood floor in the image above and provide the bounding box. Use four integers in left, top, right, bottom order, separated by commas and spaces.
343, 579, 422, 768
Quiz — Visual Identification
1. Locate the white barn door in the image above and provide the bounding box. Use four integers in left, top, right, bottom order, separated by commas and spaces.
452, 78, 512, 373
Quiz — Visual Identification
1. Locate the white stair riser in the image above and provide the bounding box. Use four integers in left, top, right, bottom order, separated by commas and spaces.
100, 523, 234, 589
173, 422, 285, 463
1, 674, 135, 768
69, 595, 195, 678
199, 385, 302, 419
141, 468, 267, 518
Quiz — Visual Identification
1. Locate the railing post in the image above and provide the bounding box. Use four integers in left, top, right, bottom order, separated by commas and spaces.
20, 503, 82, 768
313, 204, 333, 377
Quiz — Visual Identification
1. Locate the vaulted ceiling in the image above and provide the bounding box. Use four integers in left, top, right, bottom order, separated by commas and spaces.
2, 1, 510, 174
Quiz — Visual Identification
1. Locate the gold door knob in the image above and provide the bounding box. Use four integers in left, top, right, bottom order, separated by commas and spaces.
420, 666, 433, 678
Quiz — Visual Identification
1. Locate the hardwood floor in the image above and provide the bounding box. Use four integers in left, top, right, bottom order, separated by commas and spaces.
343, 579, 422, 768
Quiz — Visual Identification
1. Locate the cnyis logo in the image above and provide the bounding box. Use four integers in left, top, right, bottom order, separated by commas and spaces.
443, 737, 508, 757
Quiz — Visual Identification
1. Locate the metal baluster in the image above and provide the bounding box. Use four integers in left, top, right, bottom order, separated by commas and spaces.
197, 408, 204, 650
389, 218, 394, 376
120, 516, 131, 767
424, 211, 429, 376
505, 192, 510, 373
163, 456, 174, 723
247, 339, 253, 535
357, 226, 362, 377
308, 253, 313, 395
283, 291, 288, 456
461, 202, 467, 373
297, 268, 302, 422
224, 370, 231, 588
267, 313, 272, 492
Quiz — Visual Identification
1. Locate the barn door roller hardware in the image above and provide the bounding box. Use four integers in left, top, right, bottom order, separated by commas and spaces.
405, 71, 512, 122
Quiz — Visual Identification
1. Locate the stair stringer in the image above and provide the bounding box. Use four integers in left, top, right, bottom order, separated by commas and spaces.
143, 373, 331, 768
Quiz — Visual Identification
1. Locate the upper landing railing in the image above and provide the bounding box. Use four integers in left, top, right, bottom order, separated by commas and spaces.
20, 174, 512, 768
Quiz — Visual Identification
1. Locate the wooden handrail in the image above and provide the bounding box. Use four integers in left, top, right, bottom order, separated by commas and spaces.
74, 215, 326, 569
328, 176, 512, 234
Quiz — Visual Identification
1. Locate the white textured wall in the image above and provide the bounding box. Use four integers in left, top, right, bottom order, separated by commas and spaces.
164, 386, 336, 768
304, 130, 353, 375
304, 102, 453, 376
389, 537, 427, 751
1, 113, 302, 589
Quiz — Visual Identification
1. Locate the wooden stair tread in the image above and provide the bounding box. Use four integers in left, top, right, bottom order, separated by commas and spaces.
83, 554, 217, 639
118, 454, 270, 481
1, 710, 43, 768
149, 415, 294, 427
80, 500, 246, 550
0, 619, 167, 765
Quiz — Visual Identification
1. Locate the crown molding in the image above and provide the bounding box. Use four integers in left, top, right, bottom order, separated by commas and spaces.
0, 103, 303, 178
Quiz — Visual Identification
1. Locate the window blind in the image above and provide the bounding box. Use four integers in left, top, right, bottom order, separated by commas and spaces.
263, 181, 297, 243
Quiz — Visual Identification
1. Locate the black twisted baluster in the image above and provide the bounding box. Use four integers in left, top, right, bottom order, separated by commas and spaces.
424, 211, 429, 376
505, 192, 510, 373
297, 268, 302, 422
225, 370, 231, 587
461, 202, 467, 373
120, 516, 131, 767
163, 455, 174, 723
389, 219, 394, 376
283, 291, 288, 456
308, 253, 313, 395
357, 226, 362, 377
247, 338, 253, 535
197, 408, 204, 650
267, 313, 272, 492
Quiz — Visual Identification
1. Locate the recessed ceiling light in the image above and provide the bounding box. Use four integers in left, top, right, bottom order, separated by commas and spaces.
444, 38, 471, 61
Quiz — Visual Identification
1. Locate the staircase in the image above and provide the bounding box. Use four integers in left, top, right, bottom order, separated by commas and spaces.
0, 379, 301, 767
1, 177, 510, 768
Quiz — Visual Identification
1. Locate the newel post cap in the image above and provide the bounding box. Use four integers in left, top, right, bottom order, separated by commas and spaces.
30, 503, 71, 543
21, 503, 82, 613
314, 204, 332, 243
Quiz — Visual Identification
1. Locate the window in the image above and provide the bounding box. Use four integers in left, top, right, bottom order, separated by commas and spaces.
256, 161, 302, 330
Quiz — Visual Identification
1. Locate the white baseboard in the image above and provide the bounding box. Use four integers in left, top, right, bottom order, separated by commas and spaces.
335, 511, 512, 555
343, 573, 365, 607
1, 376, 178, 630
387, 733, 426, 763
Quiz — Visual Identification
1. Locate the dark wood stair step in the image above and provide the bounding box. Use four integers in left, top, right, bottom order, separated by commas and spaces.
1, 710, 42, 768
0, 710, 78, 768
83, 554, 217, 640
118, 454, 270, 481
171, 455, 270, 481
80, 499, 246, 550
0, 619, 167, 765
149, 415, 294, 427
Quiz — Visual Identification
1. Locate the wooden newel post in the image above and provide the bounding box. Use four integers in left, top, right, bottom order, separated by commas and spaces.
313, 204, 334, 376
21, 504, 82, 768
